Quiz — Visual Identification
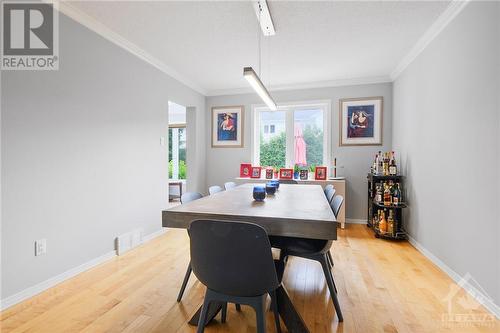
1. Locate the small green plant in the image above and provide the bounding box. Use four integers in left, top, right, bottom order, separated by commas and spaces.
309, 165, 316, 172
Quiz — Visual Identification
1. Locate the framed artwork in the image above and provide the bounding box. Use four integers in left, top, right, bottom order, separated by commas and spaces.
279, 168, 293, 180
315, 166, 327, 180
240, 163, 252, 178
265, 168, 273, 179
212, 106, 244, 148
299, 169, 309, 180
250, 167, 262, 179
339, 97, 383, 146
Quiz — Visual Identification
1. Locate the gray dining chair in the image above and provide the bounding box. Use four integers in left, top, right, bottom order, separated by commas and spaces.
177, 192, 203, 302
325, 187, 336, 205
331, 195, 344, 219
190, 220, 281, 333
324, 184, 334, 195
224, 182, 237, 190
208, 185, 223, 195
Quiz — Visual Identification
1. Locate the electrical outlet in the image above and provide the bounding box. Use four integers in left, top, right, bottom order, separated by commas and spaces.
35, 239, 47, 256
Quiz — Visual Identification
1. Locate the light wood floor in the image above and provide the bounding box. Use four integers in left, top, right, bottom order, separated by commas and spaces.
1, 225, 497, 333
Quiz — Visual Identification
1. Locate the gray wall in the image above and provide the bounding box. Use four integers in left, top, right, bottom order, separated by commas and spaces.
206, 82, 392, 220
1, 13, 206, 299
392, 2, 499, 305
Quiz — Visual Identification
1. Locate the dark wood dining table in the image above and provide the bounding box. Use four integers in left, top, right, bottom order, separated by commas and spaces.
162, 183, 337, 333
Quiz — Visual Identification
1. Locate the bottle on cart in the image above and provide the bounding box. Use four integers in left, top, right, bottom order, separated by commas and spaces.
389, 151, 397, 176
372, 154, 378, 174
387, 210, 395, 235
375, 183, 383, 202
383, 183, 392, 206
379, 210, 387, 233
393, 183, 401, 205
378, 151, 383, 175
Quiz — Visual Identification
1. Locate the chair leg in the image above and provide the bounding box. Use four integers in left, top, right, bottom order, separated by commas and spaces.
319, 254, 343, 322
252, 295, 267, 333
327, 250, 334, 267
269, 290, 282, 333
279, 249, 287, 262
197, 290, 212, 333
221, 302, 227, 323
235, 303, 241, 311
177, 262, 192, 302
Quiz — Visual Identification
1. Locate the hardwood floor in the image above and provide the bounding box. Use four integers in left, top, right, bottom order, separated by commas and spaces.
1, 225, 497, 333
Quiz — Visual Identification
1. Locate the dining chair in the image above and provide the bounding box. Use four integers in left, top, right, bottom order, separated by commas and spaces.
324, 184, 334, 195
189, 220, 281, 333
325, 187, 336, 205
268, 195, 345, 322
208, 185, 223, 195
279, 179, 298, 184
224, 182, 237, 190
177, 192, 203, 302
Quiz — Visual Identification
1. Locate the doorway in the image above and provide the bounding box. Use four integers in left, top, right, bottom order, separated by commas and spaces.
168, 101, 187, 202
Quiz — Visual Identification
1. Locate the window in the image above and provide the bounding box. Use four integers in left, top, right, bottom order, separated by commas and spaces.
253, 101, 330, 170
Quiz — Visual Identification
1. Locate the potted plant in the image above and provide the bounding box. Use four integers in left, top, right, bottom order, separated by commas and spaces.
308, 165, 316, 179
293, 164, 300, 179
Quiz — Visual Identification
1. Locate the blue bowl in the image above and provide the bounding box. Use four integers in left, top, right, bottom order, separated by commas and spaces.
265, 184, 277, 195
253, 186, 266, 201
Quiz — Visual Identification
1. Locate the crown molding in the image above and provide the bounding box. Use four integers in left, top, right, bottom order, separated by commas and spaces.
390, 0, 471, 80
50, 0, 207, 95
206, 76, 392, 97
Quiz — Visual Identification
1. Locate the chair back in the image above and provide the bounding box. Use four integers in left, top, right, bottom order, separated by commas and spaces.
180, 192, 203, 204
324, 184, 334, 195
224, 182, 237, 190
208, 185, 223, 195
330, 195, 344, 218
189, 220, 279, 297
325, 187, 336, 204
279, 179, 298, 184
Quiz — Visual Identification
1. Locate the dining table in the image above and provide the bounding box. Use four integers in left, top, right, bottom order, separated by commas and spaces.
162, 183, 337, 333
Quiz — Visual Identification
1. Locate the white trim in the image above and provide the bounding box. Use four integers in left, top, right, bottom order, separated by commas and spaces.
0, 228, 168, 311
0, 250, 116, 311
49, 0, 207, 95
390, 0, 471, 80
346, 218, 367, 224
408, 235, 500, 319
142, 228, 168, 243
208, 76, 392, 97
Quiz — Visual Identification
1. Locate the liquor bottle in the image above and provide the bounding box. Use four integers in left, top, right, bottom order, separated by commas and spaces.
393, 183, 401, 205
375, 183, 382, 202
383, 152, 390, 176
372, 154, 378, 174
389, 151, 397, 176
383, 183, 392, 205
378, 151, 383, 175
387, 210, 395, 235
379, 210, 387, 233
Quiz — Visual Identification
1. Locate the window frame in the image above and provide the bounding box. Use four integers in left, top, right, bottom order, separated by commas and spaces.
251, 100, 331, 172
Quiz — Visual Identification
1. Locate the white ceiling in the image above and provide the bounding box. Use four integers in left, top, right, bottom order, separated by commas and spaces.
68, 1, 451, 95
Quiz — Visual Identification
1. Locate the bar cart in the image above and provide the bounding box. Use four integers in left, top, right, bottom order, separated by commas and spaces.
367, 174, 408, 240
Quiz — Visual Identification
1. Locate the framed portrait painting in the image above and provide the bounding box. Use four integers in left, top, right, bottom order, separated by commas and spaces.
340, 97, 383, 146
212, 106, 244, 148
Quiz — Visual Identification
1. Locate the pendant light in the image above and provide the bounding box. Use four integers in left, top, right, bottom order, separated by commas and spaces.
244, 0, 277, 111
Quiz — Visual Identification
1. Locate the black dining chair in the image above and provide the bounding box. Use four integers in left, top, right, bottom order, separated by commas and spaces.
208, 185, 223, 195
189, 220, 282, 333
268, 195, 345, 322
224, 182, 237, 190
176, 192, 203, 302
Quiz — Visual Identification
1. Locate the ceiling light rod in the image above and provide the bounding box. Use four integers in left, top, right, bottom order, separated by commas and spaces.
253, 0, 275, 36
243, 67, 277, 111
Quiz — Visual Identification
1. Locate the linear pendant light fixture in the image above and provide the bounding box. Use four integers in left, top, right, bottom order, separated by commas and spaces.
243, 67, 277, 111
244, 0, 277, 111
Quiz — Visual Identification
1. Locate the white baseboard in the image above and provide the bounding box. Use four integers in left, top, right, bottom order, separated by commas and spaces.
346, 218, 367, 224
0, 228, 168, 311
142, 228, 167, 243
408, 235, 500, 319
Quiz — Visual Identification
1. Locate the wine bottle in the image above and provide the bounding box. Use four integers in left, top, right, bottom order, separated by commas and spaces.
393, 183, 401, 205
378, 151, 383, 175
